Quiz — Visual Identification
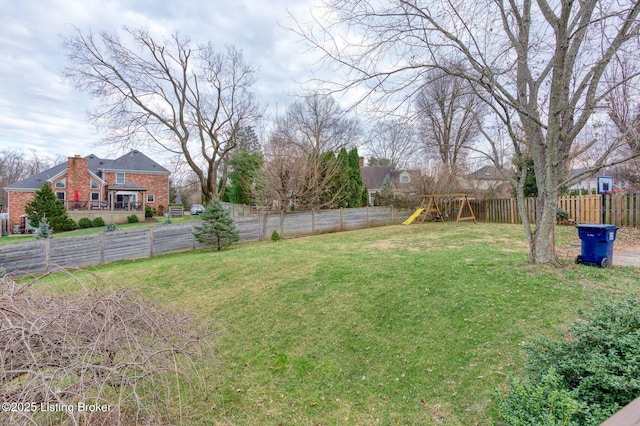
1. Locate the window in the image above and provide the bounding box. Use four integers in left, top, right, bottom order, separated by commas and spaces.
55, 178, 66, 188
90, 179, 99, 189
400, 174, 410, 183
91, 192, 100, 201
147, 194, 155, 203
116, 172, 125, 184
56, 192, 66, 202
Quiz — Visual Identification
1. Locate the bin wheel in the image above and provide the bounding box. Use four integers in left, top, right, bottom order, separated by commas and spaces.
600, 258, 609, 268
575, 255, 583, 264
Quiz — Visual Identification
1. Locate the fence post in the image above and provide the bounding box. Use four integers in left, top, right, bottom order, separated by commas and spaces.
191, 223, 196, 250
100, 232, 105, 265
280, 211, 285, 235
365, 206, 369, 227
44, 239, 50, 272
390, 205, 394, 224
312, 209, 316, 233
340, 208, 344, 230
149, 228, 154, 258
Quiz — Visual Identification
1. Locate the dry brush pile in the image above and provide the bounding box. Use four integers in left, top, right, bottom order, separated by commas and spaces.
0, 275, 214, 425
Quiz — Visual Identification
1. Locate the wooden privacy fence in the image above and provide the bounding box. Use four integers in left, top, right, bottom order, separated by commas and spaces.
558, 195, 601, 224
605, 193, 640, 227
470, 193, 640, 227
0, 206, 411, 276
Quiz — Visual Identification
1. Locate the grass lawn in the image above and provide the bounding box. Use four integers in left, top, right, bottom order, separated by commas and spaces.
0, 215, 201, 245
35, 223, 640, 425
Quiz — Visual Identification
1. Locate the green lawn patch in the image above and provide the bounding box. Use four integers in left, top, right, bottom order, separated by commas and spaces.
35, 223, 639, 425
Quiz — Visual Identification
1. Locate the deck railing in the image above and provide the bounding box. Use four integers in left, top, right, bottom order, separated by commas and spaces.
64, 200, 143, 211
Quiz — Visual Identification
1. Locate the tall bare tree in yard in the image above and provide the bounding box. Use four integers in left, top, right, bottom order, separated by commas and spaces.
266, 93, 361, 209
296, 0, 640, 264
365, 119, 418, 170
415, 69, 484, 170
63, 27, 261, 204
605, 53, 640, 189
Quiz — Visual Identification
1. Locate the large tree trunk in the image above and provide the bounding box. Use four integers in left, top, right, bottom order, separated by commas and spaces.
530, 192, 558, 264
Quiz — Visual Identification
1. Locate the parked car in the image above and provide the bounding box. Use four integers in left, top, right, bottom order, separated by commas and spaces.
190, 204, 205, 215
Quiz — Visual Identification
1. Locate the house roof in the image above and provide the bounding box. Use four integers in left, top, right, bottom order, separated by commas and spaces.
109, 183, 148, 191
94, 150, 170, 174
390, 170, 421, 192
467, 165, 504, 180
361, 166, 392, 190
5, 150, 169, 191
4, 162, 69, 191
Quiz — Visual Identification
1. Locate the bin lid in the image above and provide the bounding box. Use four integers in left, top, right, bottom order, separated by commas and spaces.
575, 224, 619, 230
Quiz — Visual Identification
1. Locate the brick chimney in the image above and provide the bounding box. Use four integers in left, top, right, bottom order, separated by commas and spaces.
359, 156, 365, 168
66, 155, 89, 203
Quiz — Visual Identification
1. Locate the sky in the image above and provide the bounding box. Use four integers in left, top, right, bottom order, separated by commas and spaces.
0, 0, 324, 161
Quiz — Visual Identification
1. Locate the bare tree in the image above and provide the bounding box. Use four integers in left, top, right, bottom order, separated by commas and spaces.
264, 131, 304, 210
415, 68, 484, 170
365, 119, 418, 170
0, 275, 212, 425
285, 93, 360, 152
63, 27, 261, 204
265, 93, 360, 209
1, 150, 59, 211
295, 0, 640, 264
603, 52, 640, 190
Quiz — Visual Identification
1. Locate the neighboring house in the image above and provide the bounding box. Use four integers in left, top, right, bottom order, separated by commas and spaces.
466, 165, 511, 197
5, 150, 170, 230
360, 165, 421, 206
567, 168, 628, 193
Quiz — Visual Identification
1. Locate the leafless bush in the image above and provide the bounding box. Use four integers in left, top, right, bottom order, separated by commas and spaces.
0, 275, 214, 425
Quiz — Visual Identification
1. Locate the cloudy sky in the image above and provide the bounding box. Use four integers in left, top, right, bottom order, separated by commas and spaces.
0, 0, 325, 160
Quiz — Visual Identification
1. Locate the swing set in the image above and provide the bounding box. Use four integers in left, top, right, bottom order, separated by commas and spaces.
403, 194, 477, 225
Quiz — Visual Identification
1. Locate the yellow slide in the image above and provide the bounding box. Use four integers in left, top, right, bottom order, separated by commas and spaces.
403, 208, 425, 225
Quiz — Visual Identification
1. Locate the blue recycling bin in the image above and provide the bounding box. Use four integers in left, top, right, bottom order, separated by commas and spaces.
575, 224, 619, 268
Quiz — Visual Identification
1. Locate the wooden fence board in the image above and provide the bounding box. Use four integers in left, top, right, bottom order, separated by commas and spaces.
314, 210, 342, 233
343, 208, 367, 230
50, 235, 102, 269
104, 229, 151, 262
283, 212, 314, 235
368, 207, 391, 225
0, 241, 47, 275
152, 224, 195, 255
264, 214, 282, 237
235, 217, 262, 242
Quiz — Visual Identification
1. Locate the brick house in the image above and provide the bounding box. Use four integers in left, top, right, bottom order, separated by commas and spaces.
5, 150, 170, 231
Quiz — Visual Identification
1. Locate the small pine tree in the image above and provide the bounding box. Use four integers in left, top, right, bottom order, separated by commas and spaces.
24, 184, 71, 231
271, 230, 281, 242
35, 216, 54, 240
193, 199, 239, 251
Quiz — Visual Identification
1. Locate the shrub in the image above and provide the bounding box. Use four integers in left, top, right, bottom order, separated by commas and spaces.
91, 217, 105, 227
62, 218, 77, 231
192, 199, 239, 251
0, 276, 213, 425
78, 217, 93, 228
271, 230, 281, 242
556, 208, 569, 221
145, 206, 154, 218
34, 216, 54, 240
105, 223, 118, 232
496, 297, 640, 425
127, 215, 139, 223
163, 213, 172, 224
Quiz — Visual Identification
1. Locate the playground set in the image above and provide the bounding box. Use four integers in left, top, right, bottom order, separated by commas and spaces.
403, 194, 477, 225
